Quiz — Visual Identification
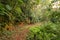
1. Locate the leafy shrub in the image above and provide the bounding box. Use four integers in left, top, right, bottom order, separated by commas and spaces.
26, 22, 60, 40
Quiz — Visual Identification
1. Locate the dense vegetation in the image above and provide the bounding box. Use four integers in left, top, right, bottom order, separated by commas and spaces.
0, 0, 60, 40
0, 0, 60, 27
27, 22, 60, 40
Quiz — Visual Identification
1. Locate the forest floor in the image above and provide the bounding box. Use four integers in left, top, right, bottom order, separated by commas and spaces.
11, 22, 43, 40
0, 22, 43, 40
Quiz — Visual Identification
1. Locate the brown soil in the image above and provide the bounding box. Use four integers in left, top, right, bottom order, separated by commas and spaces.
10, 22, 42, 40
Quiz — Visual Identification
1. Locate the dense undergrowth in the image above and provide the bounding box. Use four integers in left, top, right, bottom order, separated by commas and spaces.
0, 0, 60, 40
27, 22, 60, 40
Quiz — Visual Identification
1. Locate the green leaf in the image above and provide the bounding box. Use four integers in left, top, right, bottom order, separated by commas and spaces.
15, 7, 22, 13
6, 5, 12, 10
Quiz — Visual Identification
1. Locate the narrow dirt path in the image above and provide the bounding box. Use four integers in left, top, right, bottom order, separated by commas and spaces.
11, 22, 42, 40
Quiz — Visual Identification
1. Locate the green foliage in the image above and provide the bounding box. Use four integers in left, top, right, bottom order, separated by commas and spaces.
50, 10, 60, 23
0, 0, 56, 26
27, 22, 60, 40
0, 0, 42, 25
0, 0, 60, 40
